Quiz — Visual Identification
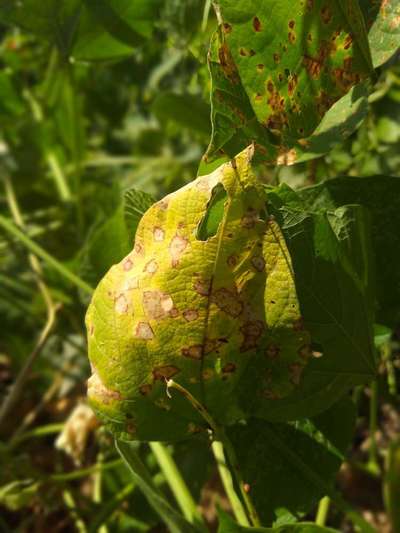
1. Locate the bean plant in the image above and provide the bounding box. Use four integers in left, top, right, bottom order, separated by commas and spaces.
0, 1, 399, 532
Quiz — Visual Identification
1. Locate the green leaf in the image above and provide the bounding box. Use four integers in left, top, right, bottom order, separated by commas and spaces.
240, 185, 376, 422
361, 0, 400, 68
115, 440, 200, 533
83, 0, 162, 47
297, 176, 400, 326
124, 188, 155, 243
86, 147, 312, 441
226, 397, 355, 525
81, 187, 154, 286
206, 0, 374, 164
218, 509, 340, 532
0, 480, 40, 511
152, 93, 211, 137
0, 0, 81, 57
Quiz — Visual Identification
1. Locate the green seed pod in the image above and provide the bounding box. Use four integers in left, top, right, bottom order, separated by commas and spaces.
86, 146, 311, 441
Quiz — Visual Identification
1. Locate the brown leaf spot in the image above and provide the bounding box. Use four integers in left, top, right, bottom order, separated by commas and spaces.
143, 290, 174, 319
182, 345, 203, 360
122, 276, 139, 291
212, 288, 243, 317
144, 259, 158, 274
169, 307, 179, 318
115, 293, 129, 314
158, 199, 169, 210
257, 63, 265, 72
287, 73, 298, 96
139, 384, 152, 396
241, 207, 258, 229
251, 256, 265, 272
219, 43, 240, 83
343, 34, 353, 50
169, 234, 188, 267
227, 254, 238, 267
253, 16, 261, 32
273, 53, 280, 64
87, 372, 122, 404
183, 309, 199, 322
265, 344, 280, 359
153, 227, 165, 242
240, 321, 264, 352
135, 322, 154, 340
194, 278, 211, 296
134, 242, 144, 256
204, 338, 227, 355
89, 323, 94, 336
122, 257, 134, 271
288, 20, 295, 29
152, 365, 180, 381
288, 31, 296, 44
223, 22, 232, 33
222, 362, 236, 374
320, 5, 332, 24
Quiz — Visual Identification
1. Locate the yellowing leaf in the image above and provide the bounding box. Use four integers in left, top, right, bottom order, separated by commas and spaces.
86, 146, 311, 441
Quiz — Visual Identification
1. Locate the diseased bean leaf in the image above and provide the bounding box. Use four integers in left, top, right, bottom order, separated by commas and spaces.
206, 0, 374, 165
86, 147, 311, 441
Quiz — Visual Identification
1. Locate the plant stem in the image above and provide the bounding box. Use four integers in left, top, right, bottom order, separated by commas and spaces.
93, 452, 108, 533
211, 440, 250, 527
63, 489, 88, 533
0, 176, 61, 430
23, 88, 72, 202
316, 495, 330, 526
368, 379, 380, 476
115, 440, 200, 533
167, 379, 261, 527
0, 213, 93, 294
149, 442, 205, 529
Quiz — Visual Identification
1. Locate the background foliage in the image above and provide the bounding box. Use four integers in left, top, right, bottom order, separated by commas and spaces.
0, 1, 399, 532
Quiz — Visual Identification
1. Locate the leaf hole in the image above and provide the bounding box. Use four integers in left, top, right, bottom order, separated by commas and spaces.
196, 183, 227, 241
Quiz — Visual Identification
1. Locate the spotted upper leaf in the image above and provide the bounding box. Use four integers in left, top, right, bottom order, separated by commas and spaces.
207, 0, 374, 165
86, 146, 311, 441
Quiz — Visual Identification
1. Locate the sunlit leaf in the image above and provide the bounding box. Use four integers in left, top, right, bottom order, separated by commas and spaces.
86, 146, 311, 441
206, 0, 374, 165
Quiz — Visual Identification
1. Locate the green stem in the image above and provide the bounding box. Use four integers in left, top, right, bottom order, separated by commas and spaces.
63, 489, 88, 533
149, 442, 205, 529
211, 441, 250, 527
46, 150, 72, 202
0, 214, 93, 294
88, 482, 138, 533
368, 380, 380, 476
93, 452, 108, 533
315, 496, 330, 526
167, 379, 261, 527
115, 440, 200, 533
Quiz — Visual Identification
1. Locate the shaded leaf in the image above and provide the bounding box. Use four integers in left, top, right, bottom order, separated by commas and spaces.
116, 440, 200, 533
218, 509, 340, 532
227, 398, 355, 524
152, 92, 211, 137
297, 176, 400, 326
240, 185, 376, 422
0, 0, 81, 57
